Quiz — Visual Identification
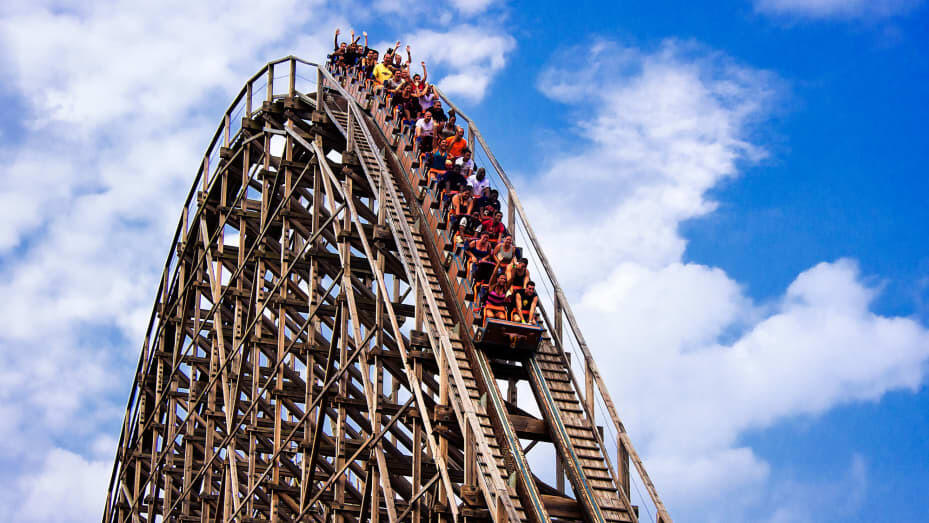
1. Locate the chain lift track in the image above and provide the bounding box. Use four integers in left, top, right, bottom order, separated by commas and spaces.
101, 57, 671, 523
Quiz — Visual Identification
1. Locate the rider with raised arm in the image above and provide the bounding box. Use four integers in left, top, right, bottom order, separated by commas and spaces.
483, 273, 510, 321
506, 258, 530, 291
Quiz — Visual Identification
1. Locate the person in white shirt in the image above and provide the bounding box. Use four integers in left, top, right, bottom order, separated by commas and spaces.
455, 149, 475, 177
467, 167, 490, 197
414, 111, 435, 152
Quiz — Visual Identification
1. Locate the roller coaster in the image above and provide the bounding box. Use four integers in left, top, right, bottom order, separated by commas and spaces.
102, 49, 672, 523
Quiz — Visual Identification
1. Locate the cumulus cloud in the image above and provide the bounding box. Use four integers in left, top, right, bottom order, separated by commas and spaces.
754, 0, 923, 19
528, 39, 929, 520
0, 1, 517, 519
14, 448, 110, 522
403, 25, 516, 101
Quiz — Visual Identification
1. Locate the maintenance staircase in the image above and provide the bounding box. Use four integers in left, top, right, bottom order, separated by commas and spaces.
102, 57, 671, 523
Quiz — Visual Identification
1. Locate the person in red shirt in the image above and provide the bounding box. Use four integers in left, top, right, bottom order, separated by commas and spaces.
481, 211, 506, 241
443, 126, 468, 159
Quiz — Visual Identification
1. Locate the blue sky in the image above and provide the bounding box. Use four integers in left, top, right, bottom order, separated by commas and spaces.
0, 0, 927, 521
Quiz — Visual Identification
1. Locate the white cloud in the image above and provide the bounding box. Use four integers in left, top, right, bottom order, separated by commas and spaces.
530, 39, 775, 287
0, 1, 518, 519
450, 0, 499, 15
14, 448, 110, 523
754, 0, 922, 19
403, 25, 516, 101
528, 40, 929, 520
371, 0, 498, 18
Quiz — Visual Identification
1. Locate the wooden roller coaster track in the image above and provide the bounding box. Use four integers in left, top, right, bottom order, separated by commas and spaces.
101, 57, 671, 523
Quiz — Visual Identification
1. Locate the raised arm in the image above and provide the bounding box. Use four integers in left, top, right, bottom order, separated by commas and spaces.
421, 61, 428, 83
405, 45, 413, 65
363, 31, 368, 47
334, 28, 340, 50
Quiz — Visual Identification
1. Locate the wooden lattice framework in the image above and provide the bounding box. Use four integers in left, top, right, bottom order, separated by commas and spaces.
102, 57, 671, 523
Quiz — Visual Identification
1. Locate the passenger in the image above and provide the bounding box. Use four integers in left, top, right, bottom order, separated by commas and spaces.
394, 85, 418, 123
404, 91, 422, 123
444, 127, 468, 159
372, 58, 393, 85
466, 233, 494, 279
506, 258, 530, 291
411, 61, 428, 90
383, 71, 405, 97
419, 84, 438, 114
425, 141, 449, 174
448, 188, 474, 231
511, 281, 539, 324
361, 49, 379, 80
360, 31, 372, 58
455, 149, 475, 178
467, 167, 490, 198
486, 189, 502, 213
492, 235, 516, 274
473, 187, 494, 214
427, 99, 448, 123
342, 31, 363, 67
414, 111, 435, 153
390, 84, 412, 113
443, 168, 467, 201
481, 211, 506, 242
332, 28, 348, 65
483, 273, 510, 321
439, 110, 459, 140
455, 210, 483, 243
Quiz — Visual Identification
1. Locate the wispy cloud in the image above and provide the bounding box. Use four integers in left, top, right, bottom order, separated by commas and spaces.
754, 0, 923, 19
529, 39, 929, 520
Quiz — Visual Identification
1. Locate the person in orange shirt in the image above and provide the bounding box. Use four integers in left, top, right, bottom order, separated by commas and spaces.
443, 127, 468, 159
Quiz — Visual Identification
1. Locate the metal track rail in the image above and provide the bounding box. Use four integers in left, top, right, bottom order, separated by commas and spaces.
528, 343, 635, 522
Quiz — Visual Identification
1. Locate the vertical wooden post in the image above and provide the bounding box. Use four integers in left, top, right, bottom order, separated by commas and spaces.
202, 154, 210, 191
266, 63, 274, 102
619, 433, 631, 498
586, 361, 595, 424
346, 105, 355, 153
317, 68, 325, 112
246, 82, 253, 116
289, 58, 296, 97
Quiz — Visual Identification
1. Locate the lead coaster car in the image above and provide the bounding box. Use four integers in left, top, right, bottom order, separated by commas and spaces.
474, 317, 544, 359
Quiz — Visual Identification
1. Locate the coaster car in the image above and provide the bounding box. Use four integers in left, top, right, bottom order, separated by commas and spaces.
474, 317, 544, 358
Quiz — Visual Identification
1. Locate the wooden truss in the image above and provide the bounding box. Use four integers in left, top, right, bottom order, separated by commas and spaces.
102, 58, 671, 523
